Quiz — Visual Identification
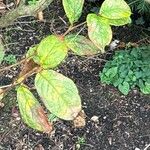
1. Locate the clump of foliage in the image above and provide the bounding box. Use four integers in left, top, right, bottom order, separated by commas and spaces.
3, 54, 17, 65
100, 46, 150, 95
126, 0, 150, 14
0, 0, 132, 132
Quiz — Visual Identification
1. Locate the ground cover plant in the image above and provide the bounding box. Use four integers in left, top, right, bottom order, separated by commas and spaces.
0, 0, 150, 149
100, 45, 150, 95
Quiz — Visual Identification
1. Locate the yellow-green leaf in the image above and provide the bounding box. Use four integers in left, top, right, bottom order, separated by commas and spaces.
65, 34, 100, 56
35, 70, 81, 120
87, 14, 112, 53
99, 0, 131, 19
62, 0, 84, 24
140, 82, 150, 94
17, 85, 52, 133
32, 35, 68, 69
108, 17, 132, 26
118, 82, 130, 95
26, 45, 38, 58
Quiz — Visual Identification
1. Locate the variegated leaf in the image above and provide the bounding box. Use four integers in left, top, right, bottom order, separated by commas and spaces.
35, 70, 81, 120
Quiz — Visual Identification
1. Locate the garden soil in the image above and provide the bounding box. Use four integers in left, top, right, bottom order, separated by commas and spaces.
0, 1, 150, 150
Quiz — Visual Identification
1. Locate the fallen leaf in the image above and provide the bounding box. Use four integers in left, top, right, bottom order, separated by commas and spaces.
16, 0, 20, 5
73, 110, 86, 128
0, 102, 4, 108
37, 11, 44, 21
34, 144, 45, 150
0, 1, 6, 10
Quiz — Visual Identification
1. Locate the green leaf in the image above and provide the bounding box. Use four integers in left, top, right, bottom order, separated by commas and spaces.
26, 45, 38, 58
31, 35, 68, 69
113, 78, 123, 87
105, 67, 118, 78
140, 82, 150, 94
99, 0, 131, 19
87, 14, 112, 52
0, 38, 5, 64
62, 0, 84, 24
48, 113, 58, 122
65, 34, 100, 56
118, 81, 130, 95
100, 73, 111, 84
120, 70, 128, 78
108, 17, 131, 26
135, 71, 143, 79
35, 70, 81, 120
17, 85, 52, 133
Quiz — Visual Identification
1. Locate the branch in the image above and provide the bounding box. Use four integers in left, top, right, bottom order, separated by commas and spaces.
62, 21, 86, 36
0, 0, 54, 28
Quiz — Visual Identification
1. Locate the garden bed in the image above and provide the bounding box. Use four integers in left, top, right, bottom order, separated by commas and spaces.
0, 0, 150, 150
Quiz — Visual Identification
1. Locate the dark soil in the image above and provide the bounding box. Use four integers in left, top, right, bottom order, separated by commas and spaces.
0, 1, 150, 150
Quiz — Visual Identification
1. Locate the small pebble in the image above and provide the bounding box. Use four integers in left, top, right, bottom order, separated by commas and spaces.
109, 40, 120, 50
90, 89, 93, 92
91, 116, 99, 122
16, 117, 21, 121
103, 116, 107, 119
135, 148, 140, 150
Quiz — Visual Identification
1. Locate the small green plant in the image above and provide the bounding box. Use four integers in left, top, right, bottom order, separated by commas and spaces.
100, 46, 150, 95
0, 0, 132, 132
27, 0, 38, 5
4, 54, 17, 65
76, 136, 86, 150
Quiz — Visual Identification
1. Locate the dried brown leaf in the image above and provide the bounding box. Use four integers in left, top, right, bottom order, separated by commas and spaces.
73, 110, 86, 128
16, 0, 20, 5
37, 11, 44, 21
37, 107, 53, 133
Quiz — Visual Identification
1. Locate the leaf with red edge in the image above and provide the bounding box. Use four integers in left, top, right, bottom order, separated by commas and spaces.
17, 85, 53, 133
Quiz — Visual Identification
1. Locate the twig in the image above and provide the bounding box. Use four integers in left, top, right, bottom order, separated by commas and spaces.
0, 0, 54, 28
62, 21, 86, 36
0, 84, 13, 89
144, 144, 150, 150
0, 66, 40, 95
0, 58, 26, 73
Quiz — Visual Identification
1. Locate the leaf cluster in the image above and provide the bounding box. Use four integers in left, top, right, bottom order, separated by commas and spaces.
63, 0, 132, 52
16, 35, 83, 133
100, 46, 150, 95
